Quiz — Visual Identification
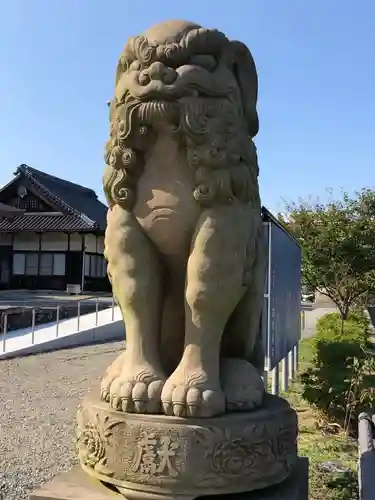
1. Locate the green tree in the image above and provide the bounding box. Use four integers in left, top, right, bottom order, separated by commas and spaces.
278, 189, 375, 320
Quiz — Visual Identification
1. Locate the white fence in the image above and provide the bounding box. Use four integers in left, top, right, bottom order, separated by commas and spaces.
0, 297, 123, 357
1, 299, 309, 374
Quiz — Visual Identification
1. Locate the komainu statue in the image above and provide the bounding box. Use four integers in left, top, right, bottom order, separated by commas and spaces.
101, 20, 266, 418
75, 20, 303, 500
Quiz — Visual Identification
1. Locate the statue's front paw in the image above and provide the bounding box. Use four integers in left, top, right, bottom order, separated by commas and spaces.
161, 366, 225, 418
102, 359, 166, 414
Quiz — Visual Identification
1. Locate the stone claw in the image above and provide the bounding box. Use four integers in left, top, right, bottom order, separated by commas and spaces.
120, 397, 133, 413
101, 389, 109, 401
162, 402, 173, 416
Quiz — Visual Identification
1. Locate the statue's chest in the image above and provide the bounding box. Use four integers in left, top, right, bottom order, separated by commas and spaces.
133, 134, 200, 256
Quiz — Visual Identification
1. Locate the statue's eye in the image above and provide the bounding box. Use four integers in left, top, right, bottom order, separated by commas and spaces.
190, 55, 217, 71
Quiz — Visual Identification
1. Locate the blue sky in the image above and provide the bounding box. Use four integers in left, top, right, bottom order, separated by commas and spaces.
1, 1, 374, 213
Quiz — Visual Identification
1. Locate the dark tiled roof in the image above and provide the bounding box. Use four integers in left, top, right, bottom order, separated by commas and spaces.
0, 213, 96, 232
0, 164, 108, 232
0, 202, 24, 218
17, 165, 108, 229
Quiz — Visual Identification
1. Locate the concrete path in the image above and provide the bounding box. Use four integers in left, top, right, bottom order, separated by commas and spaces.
301, 306, 338, 339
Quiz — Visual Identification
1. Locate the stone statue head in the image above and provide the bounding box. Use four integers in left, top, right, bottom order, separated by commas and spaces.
104, 20, 260, 210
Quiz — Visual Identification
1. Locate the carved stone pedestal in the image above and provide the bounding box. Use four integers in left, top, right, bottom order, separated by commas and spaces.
29, 458, 308, 500
74, 394, 299, 500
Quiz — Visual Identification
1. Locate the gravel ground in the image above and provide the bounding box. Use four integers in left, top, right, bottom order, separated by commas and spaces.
0, 341, 124, 500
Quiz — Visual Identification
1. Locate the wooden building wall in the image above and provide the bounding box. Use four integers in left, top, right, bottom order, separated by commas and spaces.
0, 232, 111, 292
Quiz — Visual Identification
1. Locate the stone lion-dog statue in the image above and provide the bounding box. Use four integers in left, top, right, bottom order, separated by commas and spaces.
101, 20, 266, 418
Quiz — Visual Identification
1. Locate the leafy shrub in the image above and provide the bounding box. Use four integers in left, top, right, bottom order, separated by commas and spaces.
301, 312, 375, 431
348, 311, 371, 332
315, 312, 369, 343
312, 312, 370, 367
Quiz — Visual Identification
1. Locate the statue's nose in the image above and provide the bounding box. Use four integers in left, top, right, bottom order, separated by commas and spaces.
139, 62, 177, 85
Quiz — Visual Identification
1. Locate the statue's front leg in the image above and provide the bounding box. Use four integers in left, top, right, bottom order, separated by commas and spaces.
161, 205, 253, 417
101, 205, 166, 414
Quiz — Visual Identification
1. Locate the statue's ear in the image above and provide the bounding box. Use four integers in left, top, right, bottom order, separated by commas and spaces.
231, 41, 259, 138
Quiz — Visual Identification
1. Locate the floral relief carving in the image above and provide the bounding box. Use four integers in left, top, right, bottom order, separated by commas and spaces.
76, 407, 118, 477
193, 420, 297, 487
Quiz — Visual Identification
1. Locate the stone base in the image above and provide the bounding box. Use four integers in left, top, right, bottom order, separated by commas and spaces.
29, 458, 308, 499
75, 393, 298, 500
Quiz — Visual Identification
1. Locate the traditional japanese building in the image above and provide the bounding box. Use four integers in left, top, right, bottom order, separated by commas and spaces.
0, 201, 24, 218
0, 164, 110, 292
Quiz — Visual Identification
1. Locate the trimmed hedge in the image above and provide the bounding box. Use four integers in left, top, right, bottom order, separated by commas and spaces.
301, 311, 375, 429
312, 312, 370, 366
315, 312, 369, 342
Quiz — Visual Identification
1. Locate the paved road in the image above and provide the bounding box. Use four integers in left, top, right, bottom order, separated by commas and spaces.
301, 305, 338, 339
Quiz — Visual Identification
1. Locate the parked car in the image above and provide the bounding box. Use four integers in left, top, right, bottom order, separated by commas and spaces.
301, 291, 315, 303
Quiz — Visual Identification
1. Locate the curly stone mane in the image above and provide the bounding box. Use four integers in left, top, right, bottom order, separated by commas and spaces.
103, 26, 260, 211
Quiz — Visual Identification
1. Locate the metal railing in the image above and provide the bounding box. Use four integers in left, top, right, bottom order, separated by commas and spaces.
1, 298, 308, 366
0, 296, 118, 354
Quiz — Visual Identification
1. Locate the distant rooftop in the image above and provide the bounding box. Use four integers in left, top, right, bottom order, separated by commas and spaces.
0, 164, 108, 232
